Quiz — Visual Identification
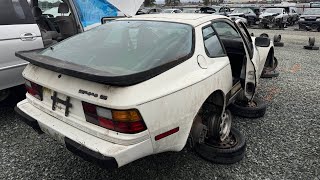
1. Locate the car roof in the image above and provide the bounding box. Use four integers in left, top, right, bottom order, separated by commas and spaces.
125, 14, 228, 26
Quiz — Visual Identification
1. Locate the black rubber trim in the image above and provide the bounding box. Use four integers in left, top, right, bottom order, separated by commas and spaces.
14, 106, 44, 134
65, 137, 118, 169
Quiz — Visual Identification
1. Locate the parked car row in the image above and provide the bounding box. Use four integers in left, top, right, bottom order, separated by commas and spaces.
298, 8, 320, 31
137, 5, 301, 29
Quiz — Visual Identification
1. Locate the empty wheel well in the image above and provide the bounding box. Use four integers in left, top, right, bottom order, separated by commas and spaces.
197, 90, 226, 123
189, 90, 226, 146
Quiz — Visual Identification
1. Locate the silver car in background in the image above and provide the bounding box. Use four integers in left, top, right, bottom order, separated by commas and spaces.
0, 0, 43, 102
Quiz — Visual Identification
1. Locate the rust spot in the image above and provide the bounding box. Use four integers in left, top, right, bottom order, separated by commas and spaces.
290, 64, 301, 73
264, 87, 281, 101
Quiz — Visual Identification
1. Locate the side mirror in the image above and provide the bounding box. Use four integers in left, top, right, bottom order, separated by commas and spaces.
255, 37, 270, 47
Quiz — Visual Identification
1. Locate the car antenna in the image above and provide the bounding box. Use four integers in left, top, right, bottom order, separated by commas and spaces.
50, 46, 54, 51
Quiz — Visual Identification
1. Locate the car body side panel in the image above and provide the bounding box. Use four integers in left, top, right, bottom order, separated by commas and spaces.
0, 24, 43, 90
138, 64, 231, 153
138, 25, 232, 153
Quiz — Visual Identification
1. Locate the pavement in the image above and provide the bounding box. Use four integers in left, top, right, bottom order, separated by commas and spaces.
0, 27, 319, 180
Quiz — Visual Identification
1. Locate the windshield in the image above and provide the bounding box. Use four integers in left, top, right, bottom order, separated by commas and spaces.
303, 8, 320, 15
41, 21, 193, 76
264, 8, 283, 14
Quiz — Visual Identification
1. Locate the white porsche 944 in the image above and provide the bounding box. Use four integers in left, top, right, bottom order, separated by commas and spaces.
15, 14, 275, 168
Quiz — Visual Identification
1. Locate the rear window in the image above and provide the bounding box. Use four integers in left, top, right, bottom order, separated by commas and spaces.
0, 0, 35, 25
41, 20, 193, 76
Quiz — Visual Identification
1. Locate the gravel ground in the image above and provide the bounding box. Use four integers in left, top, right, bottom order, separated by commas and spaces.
1, 28, 320, 180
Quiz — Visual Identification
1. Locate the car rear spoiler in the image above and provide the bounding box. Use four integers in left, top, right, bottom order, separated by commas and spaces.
15, 49, 187, 87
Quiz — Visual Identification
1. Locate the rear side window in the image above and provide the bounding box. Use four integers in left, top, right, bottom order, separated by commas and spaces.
202, 26, 225, 57
212, 21, 240, 39
0, 0, 35, 25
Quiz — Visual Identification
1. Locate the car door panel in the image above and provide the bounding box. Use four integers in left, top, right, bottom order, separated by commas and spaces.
234, 20, 259, 100
0, 0, 43, 90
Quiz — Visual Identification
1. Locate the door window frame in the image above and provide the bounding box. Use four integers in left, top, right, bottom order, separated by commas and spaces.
201, 24, 227, 58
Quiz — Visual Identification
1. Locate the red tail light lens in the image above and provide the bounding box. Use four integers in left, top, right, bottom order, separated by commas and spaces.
82, 102, 147, 134
25, 79, 43, 101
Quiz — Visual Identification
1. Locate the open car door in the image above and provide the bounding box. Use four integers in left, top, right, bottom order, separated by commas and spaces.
234, 19, 259, 100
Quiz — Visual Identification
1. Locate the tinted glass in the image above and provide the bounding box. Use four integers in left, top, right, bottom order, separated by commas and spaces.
39, 0, 65, 18
41, 21, 193, 75
0, 0, 34, 25
212, 21, 240, 39
202, 26, 225, 57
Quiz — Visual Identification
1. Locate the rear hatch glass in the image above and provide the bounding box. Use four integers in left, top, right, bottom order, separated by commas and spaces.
28, 20, 194, 86
41, 20, 193, 75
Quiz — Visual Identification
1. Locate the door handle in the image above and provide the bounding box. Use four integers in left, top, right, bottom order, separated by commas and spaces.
20, 33, 37, 41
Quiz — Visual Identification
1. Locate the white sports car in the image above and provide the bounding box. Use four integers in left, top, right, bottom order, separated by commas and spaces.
15, 14, 274, 168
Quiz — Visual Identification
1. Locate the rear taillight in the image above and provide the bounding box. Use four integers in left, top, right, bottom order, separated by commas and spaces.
82, 102, 147, 134
25, 79, 43, 101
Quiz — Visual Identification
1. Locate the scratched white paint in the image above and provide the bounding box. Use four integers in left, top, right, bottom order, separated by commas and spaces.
17, 14, 274, 168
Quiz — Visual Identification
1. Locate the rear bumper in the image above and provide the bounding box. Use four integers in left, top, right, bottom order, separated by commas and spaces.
15, 99, 154, 168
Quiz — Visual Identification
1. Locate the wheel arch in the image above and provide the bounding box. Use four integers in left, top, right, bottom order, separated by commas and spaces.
189, 89, 227, 146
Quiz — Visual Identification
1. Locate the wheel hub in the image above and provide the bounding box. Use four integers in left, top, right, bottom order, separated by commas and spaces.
219, 111, 232, 142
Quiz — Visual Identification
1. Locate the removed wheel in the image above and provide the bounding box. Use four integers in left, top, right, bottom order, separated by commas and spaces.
261, 69, 280, 78
195, 127, 246, 164
309, 37, 315, 46
260, 33, 269, 38
273, 34, 281, 42
304, 46, 319, 50
228, 97, 267, 118
274, 42, 284, 47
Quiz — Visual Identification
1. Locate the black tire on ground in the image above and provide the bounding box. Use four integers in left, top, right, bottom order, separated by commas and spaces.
304, 45, 319, 50
273, 34, 281, 42
274, 42, 284, 47
228, 97, 267, 118
260, 33, 269, 38
0, 85, 26, 107
261, 69, 280, 78
309, 37, 315, 46
195, 127, 246, 164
